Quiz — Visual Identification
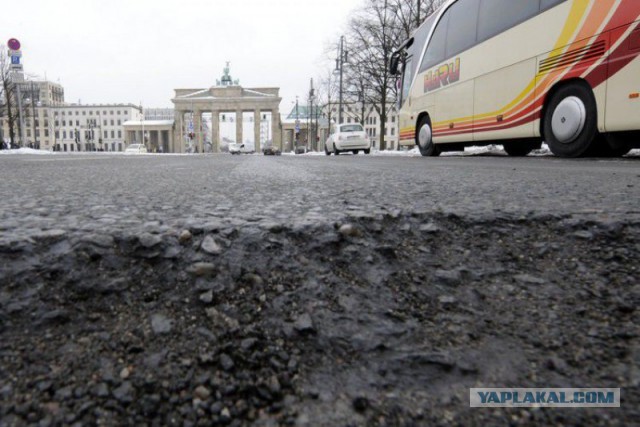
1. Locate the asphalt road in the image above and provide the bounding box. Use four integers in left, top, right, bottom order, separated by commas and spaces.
0, 153, 638, 426
0, 153, 639, 233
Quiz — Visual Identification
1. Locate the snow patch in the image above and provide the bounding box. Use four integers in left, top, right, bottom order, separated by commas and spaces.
0, 148, 55, 155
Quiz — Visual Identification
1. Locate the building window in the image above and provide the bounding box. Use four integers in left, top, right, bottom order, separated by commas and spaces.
111, 130, 115, 138
63, 131, 67, 139
45, 129, 49, 137
118, 130, 122, 138
82, 111, 86, 116
117, 111, 121, 115
117, 120, 121, 126
104, 130, 108, 139
391, 128, 395, 136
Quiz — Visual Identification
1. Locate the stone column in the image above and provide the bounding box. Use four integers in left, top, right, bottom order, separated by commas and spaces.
173, 111, 181, 153
211, 111, 220, 153
194, 110, 203, 153
272, 110, 282, 151
254, 110, 261, 152
180, 111, 186, 153
236, 110, 243, 146
156, 130, 162, 153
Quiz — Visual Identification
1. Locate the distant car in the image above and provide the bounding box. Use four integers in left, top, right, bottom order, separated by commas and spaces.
263, 146, 282, 156
229, 143, 255, 155
125, 144, 148, 154
325, 124, 371, 155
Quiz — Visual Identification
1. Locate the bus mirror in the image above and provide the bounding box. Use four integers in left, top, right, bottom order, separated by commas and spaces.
389, 56, 400, 75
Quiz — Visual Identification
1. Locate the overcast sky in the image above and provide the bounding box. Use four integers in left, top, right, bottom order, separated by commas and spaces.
3, 0, 363, 114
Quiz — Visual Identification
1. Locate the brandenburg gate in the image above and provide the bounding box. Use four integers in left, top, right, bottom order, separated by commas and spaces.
172, 64, 282, 153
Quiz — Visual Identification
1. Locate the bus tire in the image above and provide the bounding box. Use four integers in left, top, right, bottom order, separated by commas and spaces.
416, 116, 440, 157
503, 140, 538, 157
543, 82, 598, 158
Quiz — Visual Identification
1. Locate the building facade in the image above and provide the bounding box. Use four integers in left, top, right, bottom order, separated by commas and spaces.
51, 104, 143, 152
1, 74, 143, 152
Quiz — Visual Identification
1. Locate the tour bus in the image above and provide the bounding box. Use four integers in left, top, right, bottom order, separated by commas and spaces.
390, 0, 640, 157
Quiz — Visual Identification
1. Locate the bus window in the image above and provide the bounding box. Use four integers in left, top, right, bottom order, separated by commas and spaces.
477, 0, 539, 43
400, 57, 414, 106
540, 0, 567, 12
420, 11, 450, 73
446, 0, 481, 59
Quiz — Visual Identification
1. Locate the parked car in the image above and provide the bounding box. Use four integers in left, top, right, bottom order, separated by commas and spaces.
229, 143, 255, 155
263, 145, 282, 156
325, 124, 371, 155
124, 144, 148, 154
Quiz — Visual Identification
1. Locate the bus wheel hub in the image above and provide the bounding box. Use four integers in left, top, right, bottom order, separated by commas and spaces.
552, 96, 586, 144
419, 124, 432, 148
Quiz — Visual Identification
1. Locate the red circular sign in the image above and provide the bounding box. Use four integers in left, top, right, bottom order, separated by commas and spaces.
7, 38, 21, 51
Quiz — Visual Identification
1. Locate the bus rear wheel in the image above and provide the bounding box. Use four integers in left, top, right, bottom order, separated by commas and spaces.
543, 83, 598, 158
416, 116, 440, 157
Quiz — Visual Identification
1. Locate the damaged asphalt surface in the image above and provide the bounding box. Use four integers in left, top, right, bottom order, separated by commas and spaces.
0, 153, 638, 426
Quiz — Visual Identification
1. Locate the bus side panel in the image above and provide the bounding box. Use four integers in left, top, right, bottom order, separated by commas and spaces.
473, 59, 537, 142
535, 30, 610, 133
605, 23, 640, 132
398, 99, 418, 147
432, 80, 475, 144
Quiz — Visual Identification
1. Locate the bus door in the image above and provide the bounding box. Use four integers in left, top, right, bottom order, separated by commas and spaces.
422, 0, 479, 144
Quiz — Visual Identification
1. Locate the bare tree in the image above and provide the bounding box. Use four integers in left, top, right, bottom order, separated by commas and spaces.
315, 68, 340, 134
0, 45, 18, 147
345, 0, 406, 150
390, 0, 445, 39
333, 0, 445, 150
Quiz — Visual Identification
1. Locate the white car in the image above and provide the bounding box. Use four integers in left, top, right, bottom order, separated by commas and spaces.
124, 144, 148, 154
325, 123, 371, 155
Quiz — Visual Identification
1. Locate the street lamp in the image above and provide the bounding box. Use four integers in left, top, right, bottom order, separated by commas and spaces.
334, 35, 348, 125
308, 78, 316, 151
295, 96, 299, 151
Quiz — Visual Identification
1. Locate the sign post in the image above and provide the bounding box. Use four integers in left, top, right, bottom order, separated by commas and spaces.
8, 38, 26, 146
